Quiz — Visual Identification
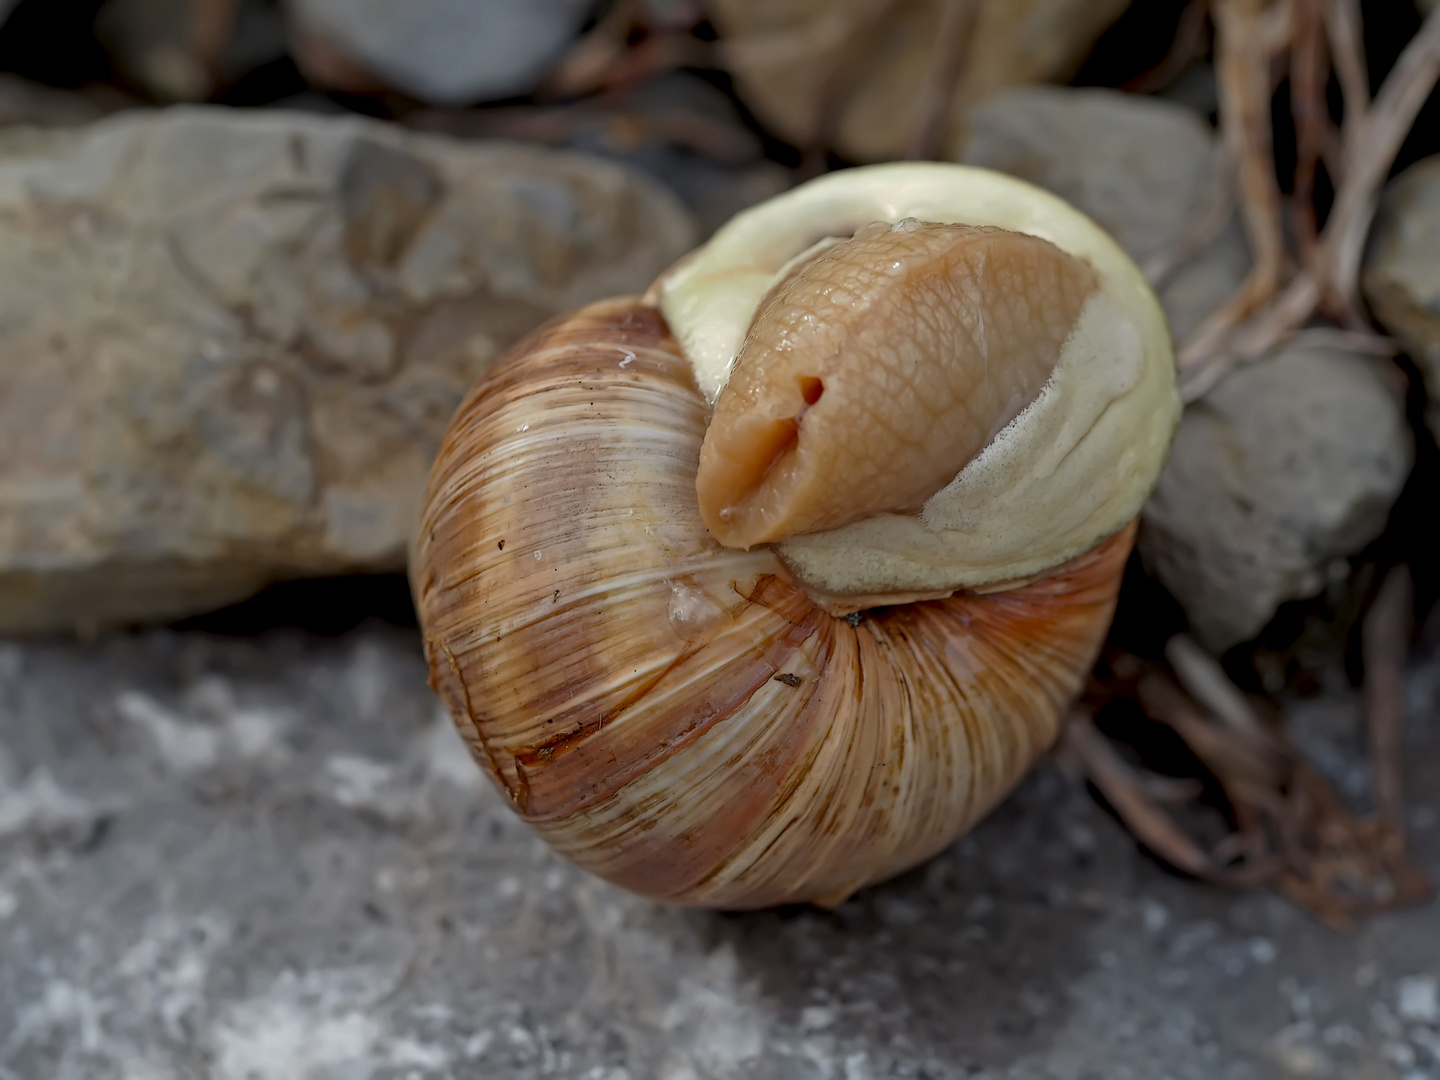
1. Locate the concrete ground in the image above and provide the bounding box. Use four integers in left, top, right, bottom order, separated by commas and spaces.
0, 620, 1436, 1080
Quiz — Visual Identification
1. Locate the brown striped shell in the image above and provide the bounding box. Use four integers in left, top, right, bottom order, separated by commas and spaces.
413, 298, 1135, 909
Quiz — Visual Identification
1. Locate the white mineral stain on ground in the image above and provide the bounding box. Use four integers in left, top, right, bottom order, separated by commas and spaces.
653, 946, 768, 1079
210, 967, 450, 1080
1398, 974, 1439, 1025
0, 768, 100, 839
114, 684, 290, 774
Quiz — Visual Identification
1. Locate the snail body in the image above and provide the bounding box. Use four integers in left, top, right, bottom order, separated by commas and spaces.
414, 165, 1178, 908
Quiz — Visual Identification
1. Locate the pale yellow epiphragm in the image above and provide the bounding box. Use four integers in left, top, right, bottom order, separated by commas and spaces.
658, 162, 1181, 598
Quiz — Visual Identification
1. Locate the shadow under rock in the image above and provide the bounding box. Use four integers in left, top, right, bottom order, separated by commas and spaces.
172, 573, 419, 638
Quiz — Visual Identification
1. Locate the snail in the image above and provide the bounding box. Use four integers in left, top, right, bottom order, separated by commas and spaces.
412, 163, 1179, 909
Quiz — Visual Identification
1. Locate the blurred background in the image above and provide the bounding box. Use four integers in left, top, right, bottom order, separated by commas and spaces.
3, 3, 1440, 1078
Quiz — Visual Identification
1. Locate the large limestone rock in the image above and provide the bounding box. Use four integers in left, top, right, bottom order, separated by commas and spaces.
1139, 345, 1412, 651
0, 107, 695, 635
960, 85, 1249, 344
1364, 155, 1440, 436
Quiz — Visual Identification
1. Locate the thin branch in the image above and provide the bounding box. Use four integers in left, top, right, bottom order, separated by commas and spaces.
1290, 0, 1329, 259
1062, 711, 1220, 878
1179, 6, 1440, 398
1362, 566, 1411, 827
1123, 0, 1213, 94
537, 0, 642, 100
1281, 325, 1397, 355
1319, 5, 1440, 313
1178, 0, 1289, 370
1165, 635, 1270, 741
1325, 0, 1370, 158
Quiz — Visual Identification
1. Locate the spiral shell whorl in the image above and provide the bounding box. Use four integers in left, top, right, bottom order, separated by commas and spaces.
414, 299, 1131, 908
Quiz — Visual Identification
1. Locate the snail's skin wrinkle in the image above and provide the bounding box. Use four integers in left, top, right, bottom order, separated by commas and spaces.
414, 297, 1132, 909
776, 289, 1154, 598
695, 223, 1097, 550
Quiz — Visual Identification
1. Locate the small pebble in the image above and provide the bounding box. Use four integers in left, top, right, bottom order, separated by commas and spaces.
1142, 900, 1169, 934
1397, 975, 1439, 1025
1373, 1001, 1405, 1039
1384, 1040, 1417, 1069
1410, 1027, 1440, 1059
1271, 1023, 1330, 1076
799, 1006, 834, 1033
1249, 938, 1278, 965
1321, 1022, 1363, 1048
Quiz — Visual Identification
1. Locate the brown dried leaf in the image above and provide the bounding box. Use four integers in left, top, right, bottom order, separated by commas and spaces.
708, 0, 1132, 161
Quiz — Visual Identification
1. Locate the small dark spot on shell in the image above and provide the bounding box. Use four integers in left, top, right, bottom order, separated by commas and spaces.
844, 612, 865, 627
498, 539, 505, 550
773, 673, 804, 687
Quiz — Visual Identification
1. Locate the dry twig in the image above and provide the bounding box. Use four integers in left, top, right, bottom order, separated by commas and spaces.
1177, 0, 1290, 373
1062, 710, 1220, 879
1289, 0, 1329, 256
1178, 5, 1440, 401
1124, 0, 1213, 95
540, 0, 709, 100
1363, 566, 1411, 828
1073, 609, 1432, 927
1324, 0, 1370, 161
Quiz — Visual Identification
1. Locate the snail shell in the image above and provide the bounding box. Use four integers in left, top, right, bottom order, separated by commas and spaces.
413, 164, 1177, 909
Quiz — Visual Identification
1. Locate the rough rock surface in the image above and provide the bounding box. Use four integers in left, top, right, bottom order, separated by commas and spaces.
0, 621, 1436, 1078
1140, 345, 1412, 651
286, 0, 595, 105
0, 107, 695, 635
960, 85, 1249, 344
1364, 155, 1440, 436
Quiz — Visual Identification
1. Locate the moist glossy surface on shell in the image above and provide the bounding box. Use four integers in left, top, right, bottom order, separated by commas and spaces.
413, 298, 1131, 909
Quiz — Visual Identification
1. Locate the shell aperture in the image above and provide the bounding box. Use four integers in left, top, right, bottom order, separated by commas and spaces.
662, 163, 1180, 603
697, 220, 1099, 550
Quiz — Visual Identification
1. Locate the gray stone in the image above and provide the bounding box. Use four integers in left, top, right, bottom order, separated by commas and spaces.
961, 85, 1249, 344
285, 0, 595, 105
1364, 155, 1440, 436
1140, 344, 1412, 651
0, 622, 1436, 1078
0, 107, 695, 635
